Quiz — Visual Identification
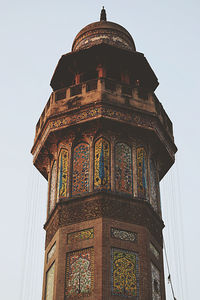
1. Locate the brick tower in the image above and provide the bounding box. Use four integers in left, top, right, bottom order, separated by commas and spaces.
31, 8, 177, 300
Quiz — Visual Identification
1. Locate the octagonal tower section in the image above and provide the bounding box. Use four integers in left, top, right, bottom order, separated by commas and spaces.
32, 8, 177, 300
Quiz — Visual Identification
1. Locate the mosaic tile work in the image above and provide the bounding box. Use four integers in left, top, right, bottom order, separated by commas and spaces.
65, 248, 94, 298
72, 143, 90, 195
57, 149, 68, 200
34, 103, 174, 161
47, 243, 56, 262
150, 159, 158, 211
111, 228, 137, 243
49, 161, 57, 214
68, 228, 94, 244
115, 143, 132, 194
73, 29, 134, 52
94, 138, 110, 190
150, 243, 160, 260
151, 263, 161, 300
111, 248, 139, 298
45, 262, 55, 300
137, 147, 148, 199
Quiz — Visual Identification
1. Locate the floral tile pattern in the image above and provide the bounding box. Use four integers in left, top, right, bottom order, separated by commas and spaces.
115, 142, 132, 194
49, 161, 57, 214
111, 228, 137, 243
111, 248, 139, 298
68, 228, 94, 244
57, 149, 68, 199
94, 138, 110, 190
65, 248, 94, 298
150, 159, 158, 211
72, 143, 90, 195
137, 147, 148, 199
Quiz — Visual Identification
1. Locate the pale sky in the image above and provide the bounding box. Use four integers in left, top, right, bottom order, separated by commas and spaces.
0, 1, 199, 299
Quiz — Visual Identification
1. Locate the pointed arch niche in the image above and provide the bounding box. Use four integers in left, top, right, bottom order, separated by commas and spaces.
115, 142, 133, 194
49, 160, 57, 214
149, 158, 159, 212
94, 137, 110, 190
136, 147, 148, 199
57, 148, 69, 200
72, 142, 90, 195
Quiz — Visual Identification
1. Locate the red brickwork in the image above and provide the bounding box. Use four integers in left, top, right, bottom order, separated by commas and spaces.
33, 13, 177, 300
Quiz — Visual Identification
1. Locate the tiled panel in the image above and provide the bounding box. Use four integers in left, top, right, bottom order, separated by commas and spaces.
150, 243, 160, 260
111, 228, 137, 243
47, 243, 56, 262
137, 147, 148, 199
45, 262, 55, 300
72, 143, 90, 195
57, 149, 68, 199
111, 248, 139, 298
115, 142, 133, 194
65, 248, 94, 298
151, 263, 161, 300
150, 159, 158, 211
67, 228, 94, 244
94, 138, 110, 190
49, 161, 57, 214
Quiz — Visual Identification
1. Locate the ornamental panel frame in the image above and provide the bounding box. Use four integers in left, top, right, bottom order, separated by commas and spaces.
94, 137, 111, 190
115, 142, 133, 195
71, 142, 90, 196
136, 146, 148, 200
45, 262, 55, 300
67, 228, 94, 244
57, 148, 69, 200
149, 158, 159, 212
111, 227, 137, 243
65, 248, 94, 299
49, 160, 57, 214
151, 262, 161, 300
111, 247, 139, 299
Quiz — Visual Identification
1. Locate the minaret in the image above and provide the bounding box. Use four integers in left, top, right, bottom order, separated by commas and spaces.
31, 8, 177, 300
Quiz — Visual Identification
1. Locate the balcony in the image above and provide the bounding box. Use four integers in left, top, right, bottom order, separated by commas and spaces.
34, 78, 173, 141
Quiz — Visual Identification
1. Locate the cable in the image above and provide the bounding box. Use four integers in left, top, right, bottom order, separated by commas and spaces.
163, 238, 177, 300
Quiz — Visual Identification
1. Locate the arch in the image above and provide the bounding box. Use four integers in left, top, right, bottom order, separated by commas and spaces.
72, 142, 90, 195
94, 137, 110, 190
57, 148, 68, 200
136, 147, 148, 199
49, 160, 57, 214
149, 158, 158, 211
115, 142, 132, 194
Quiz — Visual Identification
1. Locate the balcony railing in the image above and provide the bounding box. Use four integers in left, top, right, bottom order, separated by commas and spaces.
35, 78, 173, 141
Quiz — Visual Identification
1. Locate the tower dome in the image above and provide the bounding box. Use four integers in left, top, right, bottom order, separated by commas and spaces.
72, 7, 136, 52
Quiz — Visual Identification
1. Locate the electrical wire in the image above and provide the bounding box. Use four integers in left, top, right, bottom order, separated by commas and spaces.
163, 238, 177, 300
161, 153, 189, 300
19, 166, 47, 300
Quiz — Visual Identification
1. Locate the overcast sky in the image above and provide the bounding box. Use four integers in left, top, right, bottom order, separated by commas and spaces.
0, 1, 199, 299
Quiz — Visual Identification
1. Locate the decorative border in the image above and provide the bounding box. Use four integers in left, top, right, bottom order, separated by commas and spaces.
47, 242, 56, 262
33, 105, 175, 162
67, 228, 94, 244
111, 227, 137, 243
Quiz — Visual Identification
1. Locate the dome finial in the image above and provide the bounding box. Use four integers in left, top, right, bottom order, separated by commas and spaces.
100, 6, 107, 21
